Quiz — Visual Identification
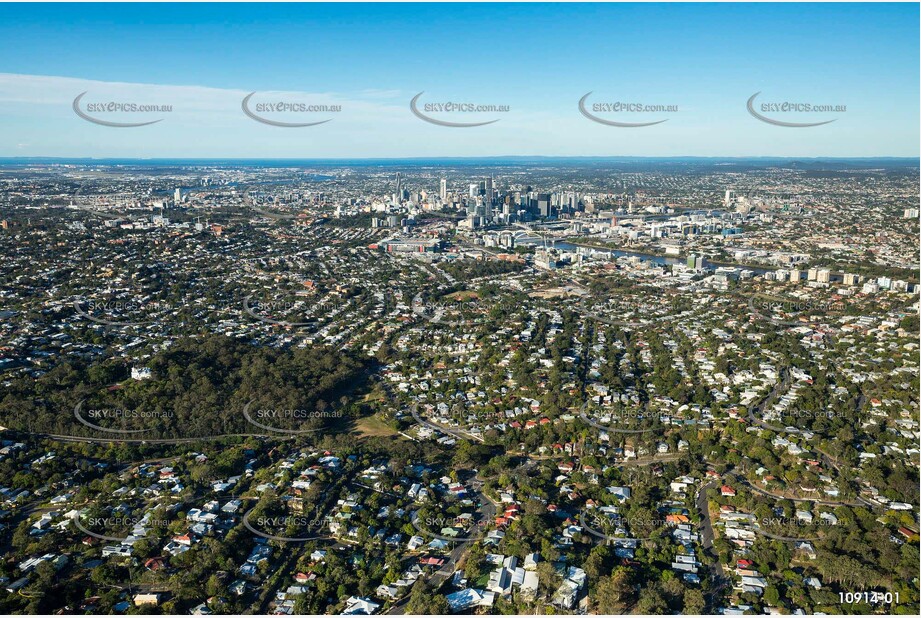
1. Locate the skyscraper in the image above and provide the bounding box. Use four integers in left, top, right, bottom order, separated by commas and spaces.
537, 194, 552, 218
440, 178, 447, 202
687, 254, 705, 270
395, 173, 403, 202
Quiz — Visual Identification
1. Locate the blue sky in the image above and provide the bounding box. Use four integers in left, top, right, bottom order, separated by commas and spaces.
0, 2, 917, 158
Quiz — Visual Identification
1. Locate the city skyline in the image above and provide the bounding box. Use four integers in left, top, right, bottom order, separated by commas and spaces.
1, 157, 917, 615
0, 3, 918, 616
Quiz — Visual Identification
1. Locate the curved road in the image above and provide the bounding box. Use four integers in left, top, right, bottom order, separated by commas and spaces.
6, 429, 298, 445
409, 405, 484, 443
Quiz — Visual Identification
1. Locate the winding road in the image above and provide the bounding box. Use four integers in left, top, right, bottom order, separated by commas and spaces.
409, 405, 484, 443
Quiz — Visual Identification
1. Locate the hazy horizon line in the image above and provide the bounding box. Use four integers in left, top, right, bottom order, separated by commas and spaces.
1, 155, 918, 163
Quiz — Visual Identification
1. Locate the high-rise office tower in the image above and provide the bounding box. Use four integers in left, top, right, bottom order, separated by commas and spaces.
537, 193, 552, 217
440, 178, 447, 201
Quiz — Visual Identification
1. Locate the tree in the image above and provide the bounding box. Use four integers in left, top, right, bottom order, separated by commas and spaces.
404, 580, 449, 615
536, 561, 561, 593
634, 584, 668, 614
595, 567, 634, 614
464, 543, 486, 582
683, 588, 706, 614
764, 586, 781, 607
